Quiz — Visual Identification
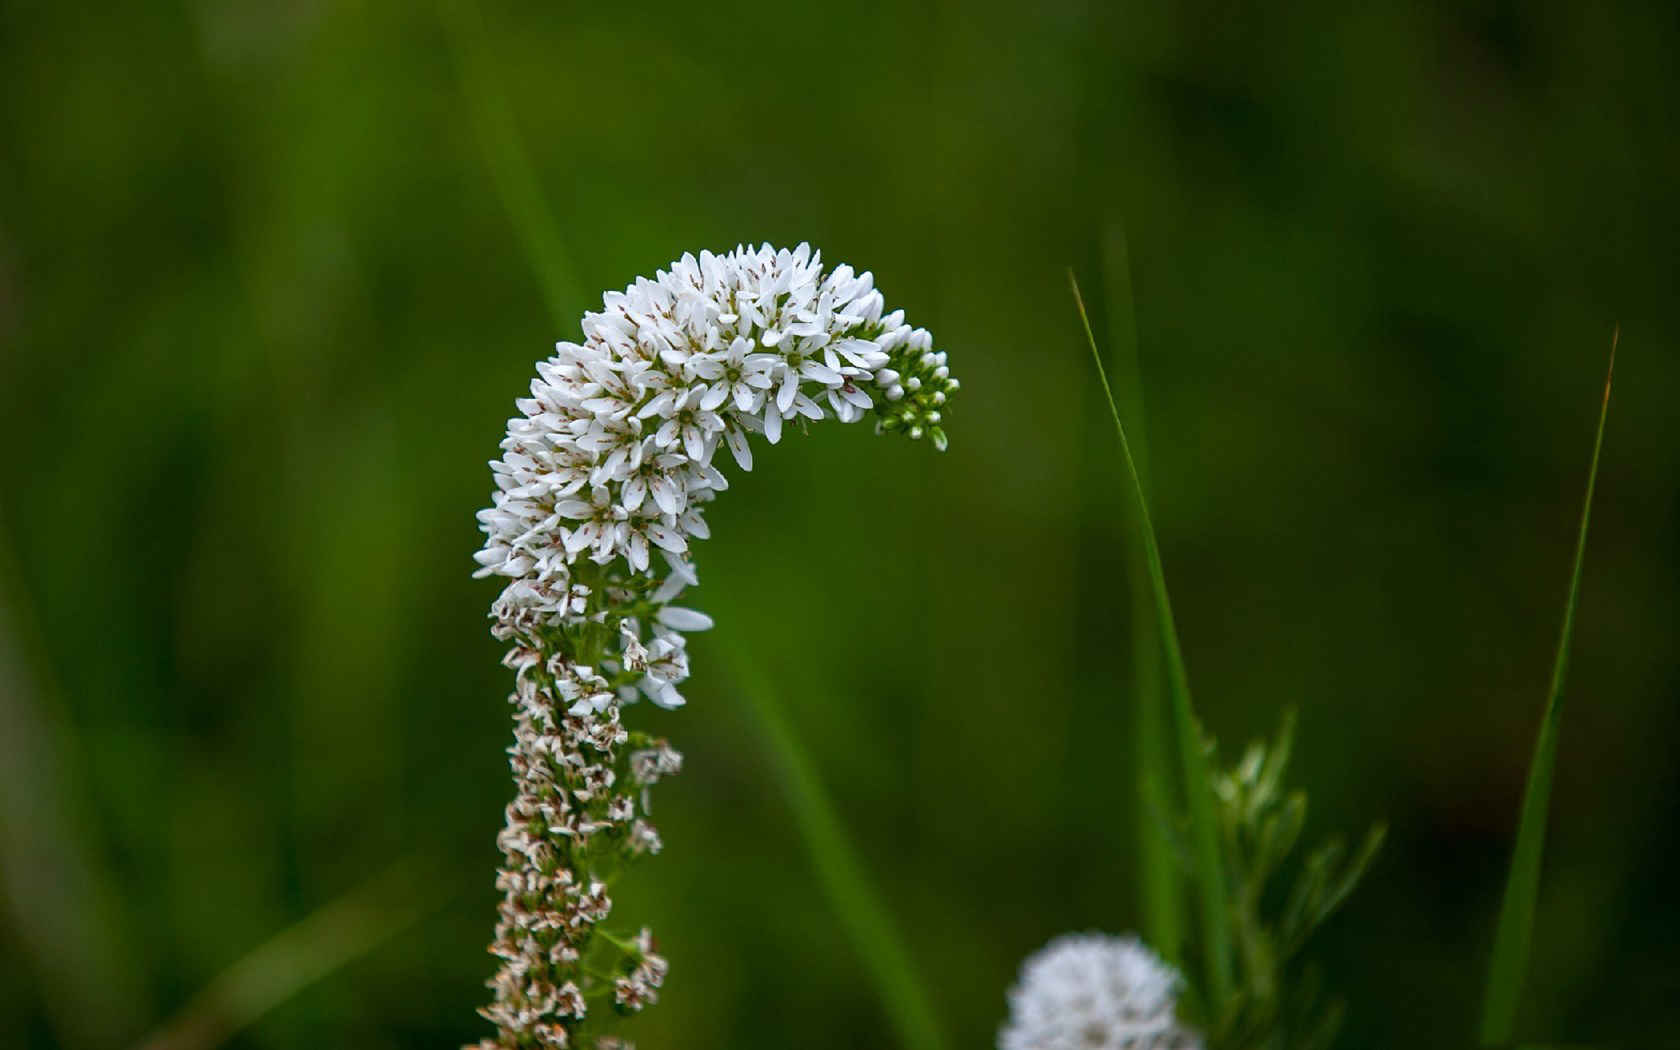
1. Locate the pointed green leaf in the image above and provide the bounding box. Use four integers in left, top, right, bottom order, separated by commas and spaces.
1071, 271, 1234, 1012
1481, 331, 1618, 1043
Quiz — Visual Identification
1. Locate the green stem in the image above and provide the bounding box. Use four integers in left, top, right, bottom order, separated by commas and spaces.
437, 0, 580, 329
1480, 329, 1617, 1044
1070, 270, 1234, 1015
130, 858, 446, 1050
723, 652, 947, 1050
1099, 222, 1183, 967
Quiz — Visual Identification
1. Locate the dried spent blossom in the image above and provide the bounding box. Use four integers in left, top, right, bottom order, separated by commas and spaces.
999, 933, 1202, 1050
469, 244, 956, 1049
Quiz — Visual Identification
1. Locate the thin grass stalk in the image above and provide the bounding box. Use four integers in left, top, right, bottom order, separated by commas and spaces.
132, 857, 444, 1050
438, 0, 580, 327
724, 655, 947, 1050
1480, 329, 1618, 1044
1098, 223, 1183, 967
1070, 271, 1234, 1016
0, 540, 147, 1048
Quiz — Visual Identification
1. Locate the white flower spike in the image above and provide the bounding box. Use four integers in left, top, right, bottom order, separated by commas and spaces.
469, 244, 956, 1050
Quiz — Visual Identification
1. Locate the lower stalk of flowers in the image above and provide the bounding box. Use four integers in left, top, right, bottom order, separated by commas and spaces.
470, 602, 679, 1050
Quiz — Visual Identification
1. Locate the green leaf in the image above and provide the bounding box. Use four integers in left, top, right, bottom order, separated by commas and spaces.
1254, 793, 1307, 884
1098, 223, 1184, 969
1070, 270, 1235, 1013
1279, 839, 1339, 952
1480, 330, 1618, 1044
1255, 711, 1297, 811
1310, 825, 1387, 942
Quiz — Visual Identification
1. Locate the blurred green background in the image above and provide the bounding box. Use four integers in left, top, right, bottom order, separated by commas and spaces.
2, 1, 1677, 1047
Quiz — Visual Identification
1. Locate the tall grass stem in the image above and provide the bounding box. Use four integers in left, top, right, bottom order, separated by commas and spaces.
131, 857, 446, 1050
1098, 224, 1183, 967
1480, 328, 1618, 1044
725, 655, 947, 1050
0, 538, 147, 1048
1070, 270, 1234, 1015
439, 0, 580, 328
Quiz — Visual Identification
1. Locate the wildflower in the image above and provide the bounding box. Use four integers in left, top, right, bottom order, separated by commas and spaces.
470, 244, 955, 1049
999, 933, 1202, 1050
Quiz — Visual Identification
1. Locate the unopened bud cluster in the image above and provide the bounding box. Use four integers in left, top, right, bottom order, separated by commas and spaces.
873, 344, 958, 451
470, 244, 956, 1049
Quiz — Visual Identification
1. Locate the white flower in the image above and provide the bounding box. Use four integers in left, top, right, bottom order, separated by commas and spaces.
694, 335, 776, 412
999, 933, 1202, 1050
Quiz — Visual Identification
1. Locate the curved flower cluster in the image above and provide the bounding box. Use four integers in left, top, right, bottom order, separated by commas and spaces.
471, 245, 956, 1050
474, 242, 957, 710
999, 934, 1202, 1050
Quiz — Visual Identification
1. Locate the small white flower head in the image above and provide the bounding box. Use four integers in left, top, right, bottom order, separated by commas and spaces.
999, 933, 1202, 1050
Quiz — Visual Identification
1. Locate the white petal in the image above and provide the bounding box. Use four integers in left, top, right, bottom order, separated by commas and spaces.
793, 393, 824, 420
646, 521, 688, 554
725, 426, 753, 471
657, 606, 714, 631
836, 338, 890, 369
651, 475, 682, 516
637, 391, 675, 419
801, 361, 841, 384
565, 523, 596, 554
699, 381, 730, 411
644, 679, 686, 709
680, 510, 710, 539
627, 531, 650, 573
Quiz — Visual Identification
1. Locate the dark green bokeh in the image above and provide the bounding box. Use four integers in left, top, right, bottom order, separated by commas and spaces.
2, 2, 1676, 1048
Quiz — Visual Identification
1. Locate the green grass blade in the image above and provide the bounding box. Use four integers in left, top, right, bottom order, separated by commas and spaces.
438, 0, 580, 328
131, 857, 447, 1050
1070, 271, 1233, 1013
0, 538, 148, 1048
1097, 225, 1183, 965
725, 655, 947, 1050
1480, 329, 1618, 1044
